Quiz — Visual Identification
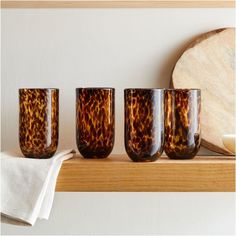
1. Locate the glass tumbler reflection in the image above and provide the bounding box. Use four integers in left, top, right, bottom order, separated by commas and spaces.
76, 88, 115, 158
19, 88, 59, 158
124, 89, 164, 162
164, 89, 201, 159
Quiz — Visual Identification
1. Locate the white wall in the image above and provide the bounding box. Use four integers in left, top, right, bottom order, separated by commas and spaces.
1, 8, 235, 235
2, 193, 236, 235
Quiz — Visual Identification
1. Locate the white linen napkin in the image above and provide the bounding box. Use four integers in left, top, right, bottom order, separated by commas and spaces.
0, 149, 75, 226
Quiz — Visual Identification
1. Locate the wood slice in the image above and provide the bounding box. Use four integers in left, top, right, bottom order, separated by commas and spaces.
171, 28, 235, 155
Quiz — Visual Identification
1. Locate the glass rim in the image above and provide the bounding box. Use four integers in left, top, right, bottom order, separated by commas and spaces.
76, 87, 115, 90
19, 88, 59, 91
124, 88, 164, 91
165, 88, 200, 91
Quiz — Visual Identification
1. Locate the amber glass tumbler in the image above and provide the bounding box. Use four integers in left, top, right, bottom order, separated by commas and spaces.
76, 88, 115, 158
124, 89, 164, 162
164, 89, 201, 159
19, 88, 59, 158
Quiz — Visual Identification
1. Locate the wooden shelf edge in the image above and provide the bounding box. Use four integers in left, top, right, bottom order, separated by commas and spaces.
1, 0, 235, 8
56, 154, 235, 192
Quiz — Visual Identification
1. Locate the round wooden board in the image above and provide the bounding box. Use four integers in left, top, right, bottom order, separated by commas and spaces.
171, 28, 235, 155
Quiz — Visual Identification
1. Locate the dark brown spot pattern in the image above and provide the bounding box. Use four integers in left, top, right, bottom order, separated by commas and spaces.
76, 88, 115, 158
124, 89, 164, 162
19, 89, 59, 158
164, 89, 201, 159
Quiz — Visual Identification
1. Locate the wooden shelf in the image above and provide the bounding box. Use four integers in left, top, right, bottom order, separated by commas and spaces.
56, 154, 235, 192
1, 0, 234, 8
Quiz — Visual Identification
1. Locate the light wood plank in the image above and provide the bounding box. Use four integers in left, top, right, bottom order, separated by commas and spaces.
1, 0, 235, 8
172, 28, 235, 155
56, 154, 235, 192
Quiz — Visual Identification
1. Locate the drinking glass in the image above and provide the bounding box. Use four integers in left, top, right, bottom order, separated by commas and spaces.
76, 87, 115, 158
124, 88, 164, 162
164, 89, 201, 159
19, 88, 59, 158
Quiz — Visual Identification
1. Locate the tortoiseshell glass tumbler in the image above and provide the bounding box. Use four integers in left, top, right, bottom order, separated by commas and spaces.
164, 89, 201, 159
124, 89, 164, 162
19, 89, 59, 158
76, 88, 115, 158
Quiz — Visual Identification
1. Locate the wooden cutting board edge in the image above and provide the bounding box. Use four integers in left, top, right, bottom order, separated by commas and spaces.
170, 28, 235, 155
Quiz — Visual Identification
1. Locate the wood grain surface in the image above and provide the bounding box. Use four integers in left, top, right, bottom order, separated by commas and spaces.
171, 28, 235, 155
1, 0, 234, 8
56, 154, 235, 192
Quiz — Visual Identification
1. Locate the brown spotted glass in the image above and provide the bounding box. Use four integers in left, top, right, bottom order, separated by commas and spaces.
164, 89, 201, 159
124, 89, 164, 162
19, 88, 59, 158
76, 88, 115, 158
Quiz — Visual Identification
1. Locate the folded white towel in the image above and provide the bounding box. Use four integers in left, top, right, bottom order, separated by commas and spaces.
0, 149, 75, 226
